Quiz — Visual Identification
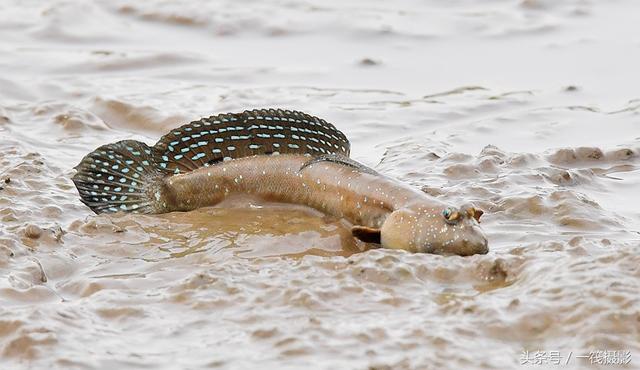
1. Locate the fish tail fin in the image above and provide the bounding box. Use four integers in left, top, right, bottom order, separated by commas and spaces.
72, 140, 168, 214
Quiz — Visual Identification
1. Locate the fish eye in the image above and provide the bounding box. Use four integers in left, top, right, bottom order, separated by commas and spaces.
442, 207, 460, 224
466, 207, 476, 219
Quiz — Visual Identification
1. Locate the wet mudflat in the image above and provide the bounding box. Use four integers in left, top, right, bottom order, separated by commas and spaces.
0, 1, 639, 369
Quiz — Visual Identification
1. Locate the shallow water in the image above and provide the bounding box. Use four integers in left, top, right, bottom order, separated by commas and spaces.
1, 0, 639, 369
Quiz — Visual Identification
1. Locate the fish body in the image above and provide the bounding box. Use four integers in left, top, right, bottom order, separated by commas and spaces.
73, 109, 488, 255
160, 154, 392, 227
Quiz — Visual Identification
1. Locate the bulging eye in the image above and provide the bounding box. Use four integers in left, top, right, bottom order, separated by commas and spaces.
466, 207, 476, 219
442, 207, 460, 224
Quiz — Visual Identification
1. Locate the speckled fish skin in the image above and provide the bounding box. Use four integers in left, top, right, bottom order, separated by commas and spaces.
72, 108, 488, 256
158, 154, 488, 255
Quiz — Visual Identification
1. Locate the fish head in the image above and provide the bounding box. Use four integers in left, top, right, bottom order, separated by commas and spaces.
378, 203, 488, 256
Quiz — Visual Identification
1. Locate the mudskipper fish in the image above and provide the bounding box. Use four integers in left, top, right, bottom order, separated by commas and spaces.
72, 109, 488, 255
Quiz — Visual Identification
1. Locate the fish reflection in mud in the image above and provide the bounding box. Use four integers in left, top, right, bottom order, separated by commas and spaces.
153, 202, 369, 259
1, 0, 640, 369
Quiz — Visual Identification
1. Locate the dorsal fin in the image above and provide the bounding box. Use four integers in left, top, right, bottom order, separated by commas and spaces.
299, 154, 379, 175
153, 108, 350, 174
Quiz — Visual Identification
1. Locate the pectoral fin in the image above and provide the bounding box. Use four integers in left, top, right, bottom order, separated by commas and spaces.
351, 226, 381, 244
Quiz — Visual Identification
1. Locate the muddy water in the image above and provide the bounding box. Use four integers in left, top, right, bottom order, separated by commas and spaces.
1, 0, 639, 369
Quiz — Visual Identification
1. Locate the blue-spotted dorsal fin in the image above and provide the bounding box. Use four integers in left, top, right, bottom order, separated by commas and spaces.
72, 140, 167, 214
153, 108, 351, 174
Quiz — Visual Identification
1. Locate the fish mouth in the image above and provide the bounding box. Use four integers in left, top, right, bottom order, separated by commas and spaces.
459, 224, 489, 255
476, 239, 489, 255
465, 229, 489, 256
